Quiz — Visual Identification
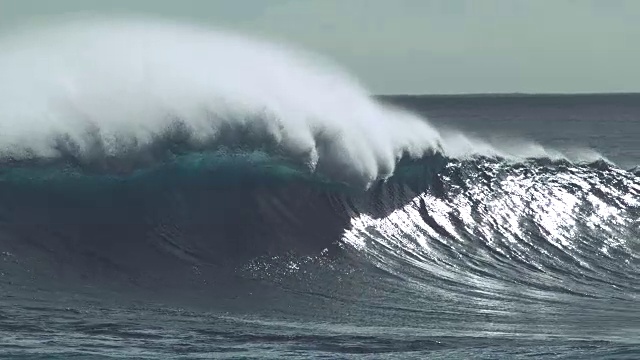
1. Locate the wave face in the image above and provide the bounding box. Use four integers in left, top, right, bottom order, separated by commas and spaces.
0, 150, 445, 286
1, 152, 638, 295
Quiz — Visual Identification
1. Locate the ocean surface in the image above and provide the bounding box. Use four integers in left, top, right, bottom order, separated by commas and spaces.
1, 21, 639, 359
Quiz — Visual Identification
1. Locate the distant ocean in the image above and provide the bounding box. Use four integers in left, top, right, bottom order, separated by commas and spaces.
0, 20, 638, 359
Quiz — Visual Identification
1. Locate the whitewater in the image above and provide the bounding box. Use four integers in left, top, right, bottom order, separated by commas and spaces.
0, 19, 446, 185
0, 18, 639, 359
0, 18, 588, 185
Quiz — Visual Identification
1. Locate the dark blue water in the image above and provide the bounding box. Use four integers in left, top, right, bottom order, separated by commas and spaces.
1, 94, 639, 359
384, 94, 640, 169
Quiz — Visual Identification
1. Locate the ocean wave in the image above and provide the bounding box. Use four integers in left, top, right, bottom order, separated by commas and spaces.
0, 18, 635, 299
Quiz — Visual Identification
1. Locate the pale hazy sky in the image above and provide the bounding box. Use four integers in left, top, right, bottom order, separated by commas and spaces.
1, 0, 638, 94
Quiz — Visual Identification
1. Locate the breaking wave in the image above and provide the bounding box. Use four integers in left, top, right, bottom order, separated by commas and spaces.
0, 19, 637, 302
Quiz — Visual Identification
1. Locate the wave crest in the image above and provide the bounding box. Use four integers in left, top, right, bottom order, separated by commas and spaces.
0, 18, 449, 186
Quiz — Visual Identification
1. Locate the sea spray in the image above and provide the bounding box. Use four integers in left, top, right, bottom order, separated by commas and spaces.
0, 18, 444, 186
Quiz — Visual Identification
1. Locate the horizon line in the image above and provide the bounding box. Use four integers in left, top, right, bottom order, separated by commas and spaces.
375, 91, 640, 97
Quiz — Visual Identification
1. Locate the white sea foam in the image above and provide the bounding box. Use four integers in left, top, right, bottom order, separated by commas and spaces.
0, 18, 596, 184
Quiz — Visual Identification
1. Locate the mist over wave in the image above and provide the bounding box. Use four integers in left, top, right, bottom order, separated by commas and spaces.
0, 18, 442, 186
0, 18, 598, 187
